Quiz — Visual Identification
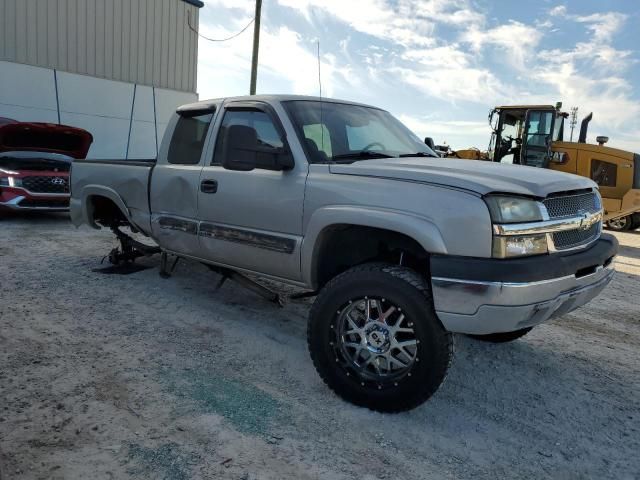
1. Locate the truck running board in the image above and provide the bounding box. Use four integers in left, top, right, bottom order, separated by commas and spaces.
208, 265, 284, 307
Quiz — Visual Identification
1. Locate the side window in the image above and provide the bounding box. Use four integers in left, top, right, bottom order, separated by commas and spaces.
167, 113, 213, 165
213, 110, 284, 166
591, 160, 617, 187
303, 124, 332, 157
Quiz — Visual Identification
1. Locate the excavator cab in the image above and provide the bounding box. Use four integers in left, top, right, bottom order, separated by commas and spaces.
488, 105, 564, 167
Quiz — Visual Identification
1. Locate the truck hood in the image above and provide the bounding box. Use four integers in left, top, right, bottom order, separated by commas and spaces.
329, 157, 596, 198
0, 122, 93, 159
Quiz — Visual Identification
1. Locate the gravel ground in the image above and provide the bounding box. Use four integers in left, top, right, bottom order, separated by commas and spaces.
0, 213, 638, 480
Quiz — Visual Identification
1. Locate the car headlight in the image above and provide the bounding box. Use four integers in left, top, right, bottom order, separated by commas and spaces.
0, 176, 21, 187
492, 234, 548, 258
485, 195, 543, 223
485, 195, 547, 258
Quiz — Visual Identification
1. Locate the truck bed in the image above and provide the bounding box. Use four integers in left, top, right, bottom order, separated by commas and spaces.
70, 158, 156, 234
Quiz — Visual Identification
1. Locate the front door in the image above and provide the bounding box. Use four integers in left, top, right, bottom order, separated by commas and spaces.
197, 101, 307, 282
521, 109, 555, 167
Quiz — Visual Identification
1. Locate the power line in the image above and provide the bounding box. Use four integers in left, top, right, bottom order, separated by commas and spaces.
187, 11, 254, 42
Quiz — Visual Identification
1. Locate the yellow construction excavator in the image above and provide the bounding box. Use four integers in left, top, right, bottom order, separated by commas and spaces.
443, 103, 640, 231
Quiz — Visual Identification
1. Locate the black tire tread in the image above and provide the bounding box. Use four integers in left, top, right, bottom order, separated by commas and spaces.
308, 262, 453, 412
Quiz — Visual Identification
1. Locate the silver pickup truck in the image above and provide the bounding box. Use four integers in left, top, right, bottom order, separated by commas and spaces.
71, 95, 617, 412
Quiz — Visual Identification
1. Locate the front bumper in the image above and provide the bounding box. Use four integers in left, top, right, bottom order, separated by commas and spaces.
0, 192, 70, 212
430, 235, 618, 335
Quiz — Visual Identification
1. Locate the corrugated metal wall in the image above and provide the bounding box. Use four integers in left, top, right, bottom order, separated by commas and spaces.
0, 0, 199, 93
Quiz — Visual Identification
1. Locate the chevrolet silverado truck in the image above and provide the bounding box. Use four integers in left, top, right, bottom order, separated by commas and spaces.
0, 120, 93, 213
70, 95, 618, 412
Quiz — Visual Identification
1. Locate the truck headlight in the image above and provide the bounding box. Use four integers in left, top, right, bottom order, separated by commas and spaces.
485, 195, 548, 258
492, 234, 548, 258
485, 195, 543, 223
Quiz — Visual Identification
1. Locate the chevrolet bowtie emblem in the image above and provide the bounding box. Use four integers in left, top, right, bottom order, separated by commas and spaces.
579, 211, 600, 231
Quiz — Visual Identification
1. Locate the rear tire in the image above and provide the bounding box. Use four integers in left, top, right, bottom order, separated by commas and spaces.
308, 263, 453, 413
469, 327, 533, 343
630, 213, 640, 231
606, 216, 632, 231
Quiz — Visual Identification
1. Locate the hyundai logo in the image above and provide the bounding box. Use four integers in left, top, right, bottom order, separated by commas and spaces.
51, 178, 66, 186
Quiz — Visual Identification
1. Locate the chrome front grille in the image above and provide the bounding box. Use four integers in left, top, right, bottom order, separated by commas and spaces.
22, 176, 69, 194
551, 223, 600, 250
543, 191, 602, 251
543, 192, 600, 218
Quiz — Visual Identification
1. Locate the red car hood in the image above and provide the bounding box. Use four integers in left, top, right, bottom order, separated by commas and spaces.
0, 122, 93, 159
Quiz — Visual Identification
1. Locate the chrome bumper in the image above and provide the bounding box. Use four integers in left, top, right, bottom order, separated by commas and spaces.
0, 195, 70, 212
432, 262, 615, 335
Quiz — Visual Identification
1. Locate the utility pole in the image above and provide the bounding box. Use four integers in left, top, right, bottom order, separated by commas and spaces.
569, 106, 579, 142
249, 0, 262, 95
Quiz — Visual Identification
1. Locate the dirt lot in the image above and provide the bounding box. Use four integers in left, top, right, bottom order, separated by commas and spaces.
0, 213, 638, 480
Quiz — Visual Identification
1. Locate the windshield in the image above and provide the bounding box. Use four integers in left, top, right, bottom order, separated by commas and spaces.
284, 100, 437, 163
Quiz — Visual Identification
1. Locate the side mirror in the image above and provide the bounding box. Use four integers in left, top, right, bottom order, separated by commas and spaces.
222, 124, 258, 171
221, 124, 294, 172
424, 137, 436, 150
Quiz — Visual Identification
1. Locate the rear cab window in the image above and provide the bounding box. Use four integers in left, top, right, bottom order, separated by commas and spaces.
168, 113, 213, 165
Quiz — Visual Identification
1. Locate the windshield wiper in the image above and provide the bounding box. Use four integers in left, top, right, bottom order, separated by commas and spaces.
398, 152, 439, 158
330, 151, 394, 163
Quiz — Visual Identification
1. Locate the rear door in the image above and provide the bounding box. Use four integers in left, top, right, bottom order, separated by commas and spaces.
521, 109, 555, 167
150, 106, 217, 255
196, 101, 307, 282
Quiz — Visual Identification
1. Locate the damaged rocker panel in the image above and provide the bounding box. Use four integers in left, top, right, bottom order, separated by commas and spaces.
199, 223, 296, 254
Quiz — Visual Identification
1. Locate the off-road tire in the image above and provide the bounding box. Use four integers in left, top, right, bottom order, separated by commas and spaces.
468, 327, 533, 343
606, 216, 632, 231
307, 263, 453, 413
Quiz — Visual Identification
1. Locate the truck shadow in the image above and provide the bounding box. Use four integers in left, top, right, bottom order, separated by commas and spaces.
618, 244, 640, 260
407, 330, 637, 476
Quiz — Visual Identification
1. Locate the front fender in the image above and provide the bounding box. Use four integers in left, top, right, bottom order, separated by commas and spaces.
301, 205, 447, 288
71, 185, 131, 229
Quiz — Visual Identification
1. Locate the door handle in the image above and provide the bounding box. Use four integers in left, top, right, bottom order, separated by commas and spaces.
200, 179, 218, 194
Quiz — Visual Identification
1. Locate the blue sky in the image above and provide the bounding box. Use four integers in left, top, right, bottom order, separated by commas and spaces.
197, 0, 639, 153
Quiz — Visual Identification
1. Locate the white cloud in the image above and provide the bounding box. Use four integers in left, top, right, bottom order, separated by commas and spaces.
278, 0, 430, 46
392, 64, 508, 105
573, 12, 628, 42
203, 0, 255, 14
549, 5, 567, 17
197, 22, 351, 99
531, 7, 638, 148
462, 21, 542, 69
196, 1, 639, 153
399, 114, 491, 149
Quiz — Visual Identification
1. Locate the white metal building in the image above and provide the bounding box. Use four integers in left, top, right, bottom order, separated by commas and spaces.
0, 0, 203, 158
